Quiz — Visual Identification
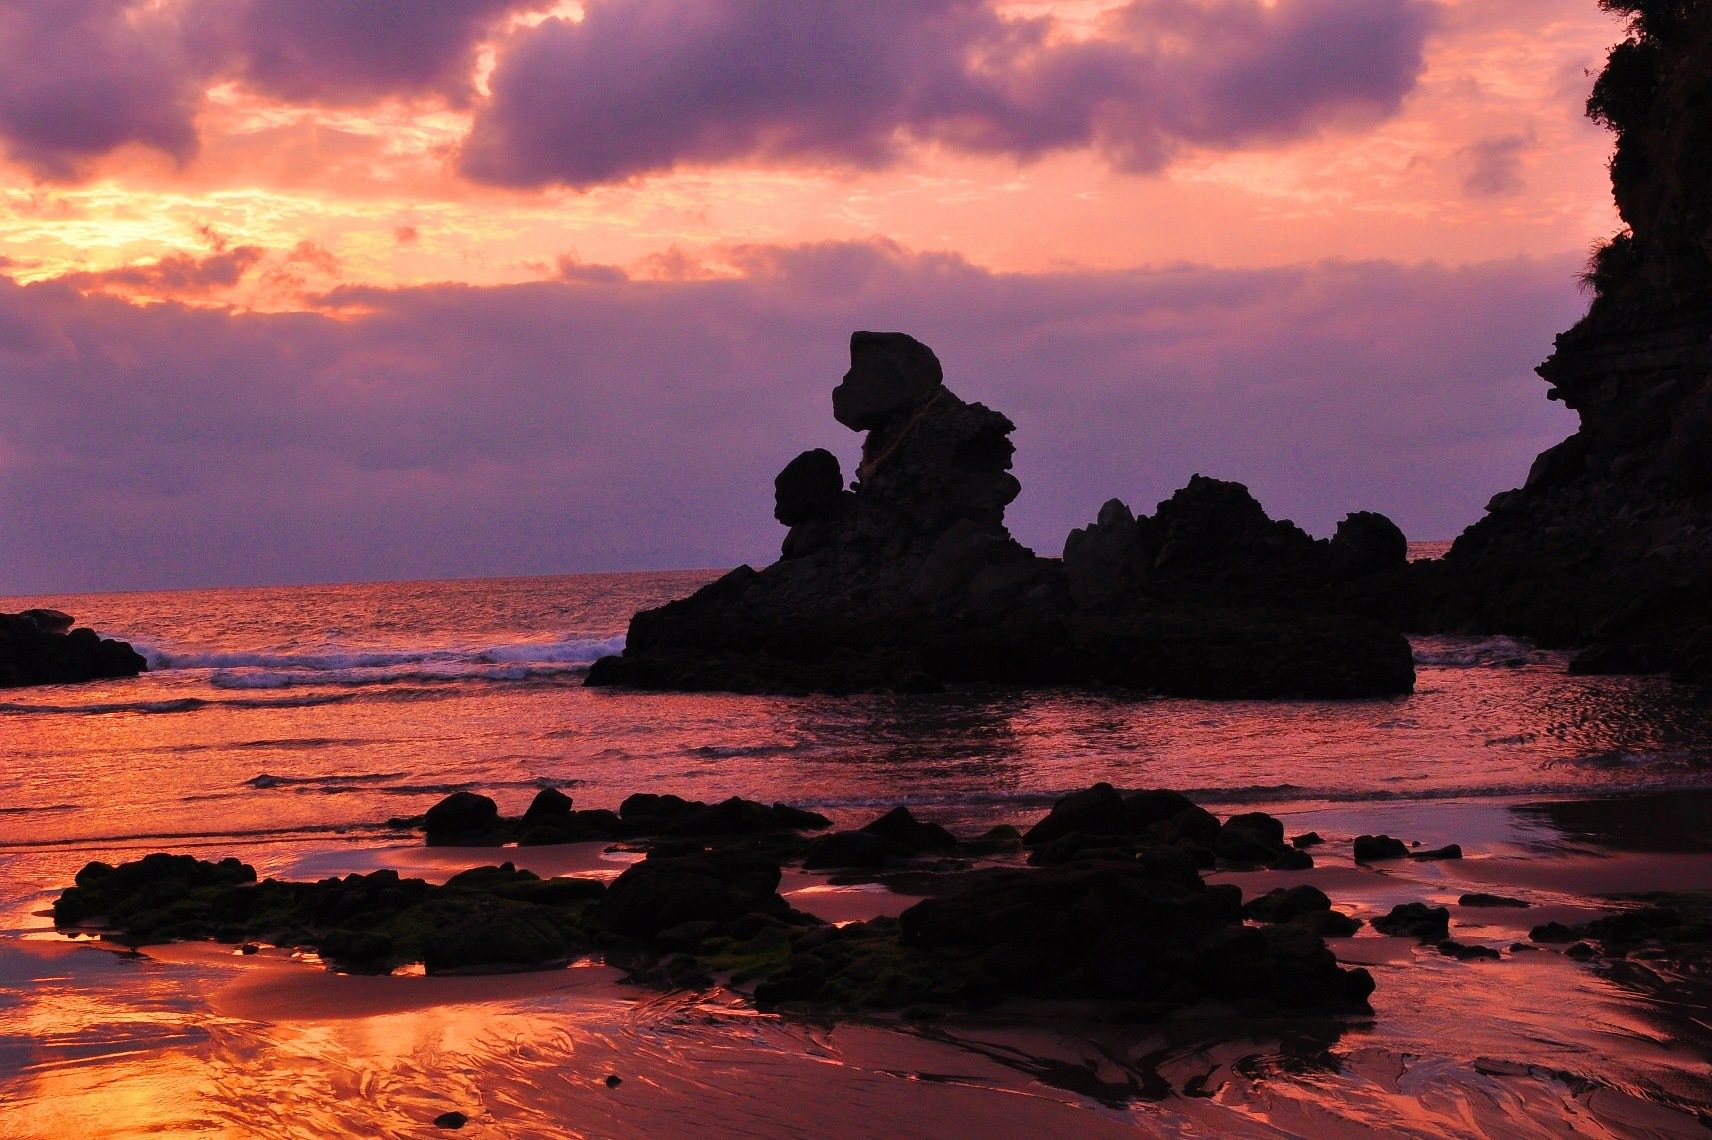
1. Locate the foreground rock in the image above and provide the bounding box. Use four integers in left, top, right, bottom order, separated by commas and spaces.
395, 789, 831, 847
588, 331, 1413, 699
1411, 7, 1712, 681
1530, 893, 1712, 957
755, 857, 1374, 1017
60, 785, 1375, 1022
0, 610, 146, 687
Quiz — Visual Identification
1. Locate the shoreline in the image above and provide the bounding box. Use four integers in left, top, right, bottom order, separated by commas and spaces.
5, 788, 1711, 1136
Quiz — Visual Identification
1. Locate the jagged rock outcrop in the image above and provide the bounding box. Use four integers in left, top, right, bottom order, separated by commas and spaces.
589, 331, 1414, 698
0, 610, 146, 688
1063, 477, 1408, 608
1426, 3, 1712, 682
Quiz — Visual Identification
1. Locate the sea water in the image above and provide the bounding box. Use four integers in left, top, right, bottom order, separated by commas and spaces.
4, 563, 1712, 1136
3, 565, 1710, 861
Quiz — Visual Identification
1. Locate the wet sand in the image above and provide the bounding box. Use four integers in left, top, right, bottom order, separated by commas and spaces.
5, 794, 1712, 1137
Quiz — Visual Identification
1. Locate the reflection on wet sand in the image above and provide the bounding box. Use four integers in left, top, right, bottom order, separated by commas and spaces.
5, 795, 1712, 1137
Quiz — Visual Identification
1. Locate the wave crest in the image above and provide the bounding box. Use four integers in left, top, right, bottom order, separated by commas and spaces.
137, 634, 625, 692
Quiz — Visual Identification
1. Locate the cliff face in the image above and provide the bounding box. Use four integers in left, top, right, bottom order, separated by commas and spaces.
1441, 1, 1712, 680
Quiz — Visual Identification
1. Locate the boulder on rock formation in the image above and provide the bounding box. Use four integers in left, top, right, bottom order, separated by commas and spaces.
589, 331, 1414, 698
1418, 3, 1712, 682
0, 611, 147, 688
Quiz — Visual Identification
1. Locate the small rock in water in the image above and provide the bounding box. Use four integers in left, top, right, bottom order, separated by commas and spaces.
605, 1074, 623, 1088
1529, 921, 1581, 944
239, 942, 260, 955
1214, 811, 1288, 866
1565, 942, 1597, 960
423, 792, 502, 846
1410, 844, 1463, 861
1373, 902, 1450, 941
1460, 893, 1529, 908
1290, 832, 1324, 849
1437, 939, 1501, 961
1353, 835, 1409, 862
433, 1110, 468, 1129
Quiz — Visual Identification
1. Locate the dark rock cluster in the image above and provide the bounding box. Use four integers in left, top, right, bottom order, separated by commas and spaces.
57, 784, 1379, 1020
1529, 893, 1712, 956
589, 331, 1414, 699
0, 609, 146, 688
393, 788, 831, 847
756, 857, 1374, 1018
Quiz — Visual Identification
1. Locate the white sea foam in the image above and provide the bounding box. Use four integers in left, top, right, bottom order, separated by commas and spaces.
1409, 635, 1554, 668
144, 633, 625, 673
137, 633, 626, 690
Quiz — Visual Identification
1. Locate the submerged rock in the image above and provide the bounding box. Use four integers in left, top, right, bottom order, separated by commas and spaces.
424, 792, 503, 846
1216, 812, 1289, 866
407, 789, 831, 848
1353, 834, 1410, 862
1437, 939, 1502, 962
758, 858, 1374, 1017
54, 855, 600, 974
1374, 903, 1451, 942
804, 807, 960, 869
587, 332, 1413, 699
604, 848, 796, 939
0, 611, 146, 688
1243, 885, 1361, 937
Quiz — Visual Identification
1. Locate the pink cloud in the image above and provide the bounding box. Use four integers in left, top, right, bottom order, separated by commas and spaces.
462, 0, 1439, 187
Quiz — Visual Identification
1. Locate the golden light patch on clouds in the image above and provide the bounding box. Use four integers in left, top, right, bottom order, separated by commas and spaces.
0, 0, 1628, 312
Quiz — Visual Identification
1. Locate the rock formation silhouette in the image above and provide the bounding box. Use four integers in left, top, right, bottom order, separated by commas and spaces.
0, 609, 146, 687
589, 332, 1414, 698
1428, 1, 1712, 681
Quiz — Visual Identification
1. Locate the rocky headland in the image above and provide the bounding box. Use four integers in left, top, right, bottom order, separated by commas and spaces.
1416, 3, 1712, 682
589, 331, 1414, 698
0, 608, 146, 688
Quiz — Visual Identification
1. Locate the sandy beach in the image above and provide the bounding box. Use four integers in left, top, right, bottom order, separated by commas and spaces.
6, 787, 1711, 1138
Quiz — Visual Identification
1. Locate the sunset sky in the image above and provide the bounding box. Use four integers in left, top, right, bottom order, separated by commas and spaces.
0, 0, 1626, 593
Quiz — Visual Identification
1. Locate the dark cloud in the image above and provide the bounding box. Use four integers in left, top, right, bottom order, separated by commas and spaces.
55, 246, 266, 296
462, 0, 1439, 187
0, 1, 202, 180
0, 241, 1580, 593
0, 0, 543, 179
0, 0, 1435, 187
1458, 132, 1533, 196
183, 0, 546, 108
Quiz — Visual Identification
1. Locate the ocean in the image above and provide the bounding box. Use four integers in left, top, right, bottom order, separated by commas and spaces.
4, 562, 1712, 1135
3, 562, 1709, 860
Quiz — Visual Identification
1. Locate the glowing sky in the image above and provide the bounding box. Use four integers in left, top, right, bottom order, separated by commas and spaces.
0, 0, 1627, 593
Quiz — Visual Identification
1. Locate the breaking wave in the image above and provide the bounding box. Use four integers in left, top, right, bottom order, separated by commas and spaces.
133, 634, 625, 692
1410, 635, 1558, 668
0, 693, 356, 716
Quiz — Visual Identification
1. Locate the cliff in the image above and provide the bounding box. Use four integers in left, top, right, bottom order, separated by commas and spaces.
1436, 1, 1712, 681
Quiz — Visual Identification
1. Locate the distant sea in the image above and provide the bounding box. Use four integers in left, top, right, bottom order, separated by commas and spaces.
3, 546, 1710, 875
